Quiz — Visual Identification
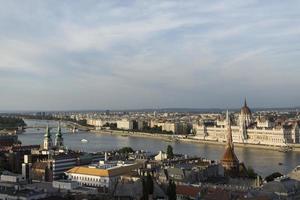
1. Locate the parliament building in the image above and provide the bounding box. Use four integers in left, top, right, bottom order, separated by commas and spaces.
193, 99, 300, 146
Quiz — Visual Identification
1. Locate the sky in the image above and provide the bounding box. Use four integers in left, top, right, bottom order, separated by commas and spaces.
0, 0, 300, 111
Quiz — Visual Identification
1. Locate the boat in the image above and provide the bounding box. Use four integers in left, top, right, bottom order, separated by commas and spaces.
81, 139, 88, 143
278, 145, 293, 153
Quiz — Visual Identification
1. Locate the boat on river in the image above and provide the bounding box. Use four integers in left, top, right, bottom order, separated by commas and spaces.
81, 139, 88, 143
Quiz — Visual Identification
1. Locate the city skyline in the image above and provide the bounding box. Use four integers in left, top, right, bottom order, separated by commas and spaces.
0, 0, 300, 110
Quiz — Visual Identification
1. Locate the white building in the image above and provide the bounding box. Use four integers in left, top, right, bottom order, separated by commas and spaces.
53, 180, 79, 190
0, 171, 25, 183
116, 119, 133, 130
193, 99, 300, 146
151, 120, 178, 133
65, 161, 141, 189
154, 151, 168, 161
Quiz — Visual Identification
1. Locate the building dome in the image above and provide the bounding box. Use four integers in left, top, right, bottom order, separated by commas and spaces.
240, 99, 251, 115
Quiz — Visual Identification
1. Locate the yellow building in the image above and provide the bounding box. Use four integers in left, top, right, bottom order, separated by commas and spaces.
65, 162, 141, 189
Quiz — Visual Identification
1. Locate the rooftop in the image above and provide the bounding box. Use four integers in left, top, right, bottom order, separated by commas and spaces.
66, 162, 141, 177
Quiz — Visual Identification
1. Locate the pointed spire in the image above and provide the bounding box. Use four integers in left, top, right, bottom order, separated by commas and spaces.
55, 122, 64, 148
43, 124, 53, 150
226, 110, 233, 149
45, 124, 51, 138
56, 122, 62, 137
226, 110, 231, 126
244, 97, 247, 107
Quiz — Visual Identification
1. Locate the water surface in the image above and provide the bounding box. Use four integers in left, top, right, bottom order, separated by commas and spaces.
18, 119, 300, 177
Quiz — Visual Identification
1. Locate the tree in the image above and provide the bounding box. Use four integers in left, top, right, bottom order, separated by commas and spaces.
265, 172, 283, 182
167, 145, 174, 159
247, 166, 257, 179
167, 180, 177, 200
118, 147, 134, 154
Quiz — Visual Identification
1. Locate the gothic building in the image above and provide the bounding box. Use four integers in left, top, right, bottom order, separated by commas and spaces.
193, 99, 300, 146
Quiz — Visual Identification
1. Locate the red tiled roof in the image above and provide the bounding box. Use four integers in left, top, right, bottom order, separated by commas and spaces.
176, 185, 201, 197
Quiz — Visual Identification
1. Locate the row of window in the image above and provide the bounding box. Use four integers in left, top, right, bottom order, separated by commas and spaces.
70, 175, 107, 183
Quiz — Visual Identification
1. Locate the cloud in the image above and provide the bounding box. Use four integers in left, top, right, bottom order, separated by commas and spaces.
0, 0, 299, 110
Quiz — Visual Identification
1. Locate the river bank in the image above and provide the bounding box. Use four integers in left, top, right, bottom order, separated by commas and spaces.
91, 129, 300, 152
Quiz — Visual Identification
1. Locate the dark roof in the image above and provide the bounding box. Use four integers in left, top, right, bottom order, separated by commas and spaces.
176, 185, 201, 197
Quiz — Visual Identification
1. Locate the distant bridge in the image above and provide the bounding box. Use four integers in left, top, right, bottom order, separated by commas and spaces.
24, 124, 93, 131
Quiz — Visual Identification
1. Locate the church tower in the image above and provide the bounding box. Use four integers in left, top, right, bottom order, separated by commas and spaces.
43, 125, 53, 150
55, 122, 64, 148
221, 111, 239, 175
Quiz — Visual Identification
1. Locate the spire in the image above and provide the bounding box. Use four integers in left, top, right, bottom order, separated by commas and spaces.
56, 122, 62, 137
226, 110, 231, 126
55, 122, 64, 148
44, 124, 51, 138
244, 97, 247, 107
226, 110, 233, 149
43, 124, 53, 150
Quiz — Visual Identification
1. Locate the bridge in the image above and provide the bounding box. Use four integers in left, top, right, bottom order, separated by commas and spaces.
24, 125, 93, 132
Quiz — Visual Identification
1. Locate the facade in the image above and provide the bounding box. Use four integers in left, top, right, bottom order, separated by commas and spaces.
52, 180, 79, 190
65, 162, 141, 189
151, 120, 192, 134
31, 162, 51, 182
151, 120, 178, 133
154, 151, 168, 161
116, 119, 133, 130
193, 99, 300, 146
50, 154, 77, 180
0, 171, 25, 183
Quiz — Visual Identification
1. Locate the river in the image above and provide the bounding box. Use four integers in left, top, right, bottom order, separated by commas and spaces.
18, 119, 300, 177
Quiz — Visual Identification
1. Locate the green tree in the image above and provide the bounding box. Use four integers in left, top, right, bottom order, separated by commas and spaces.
265, 172, 283, 182
247, 166, 257, 179
167, 145, 174, 159
118, 147, 134, 154
167, 180, 177, 200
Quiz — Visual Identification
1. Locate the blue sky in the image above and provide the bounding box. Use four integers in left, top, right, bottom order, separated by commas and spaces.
0, 0, 299, 110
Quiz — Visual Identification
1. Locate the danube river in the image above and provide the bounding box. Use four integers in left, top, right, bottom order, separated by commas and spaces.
19, 119, 300, 177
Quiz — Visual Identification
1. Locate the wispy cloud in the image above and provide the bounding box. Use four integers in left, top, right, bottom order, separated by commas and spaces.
0, 0, 299, 110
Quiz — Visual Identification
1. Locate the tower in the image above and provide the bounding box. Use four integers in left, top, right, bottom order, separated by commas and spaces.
43, 125, 53, 150
55, 122, 64, 148
221, 111, 239, 175
239, 98, 252, 127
